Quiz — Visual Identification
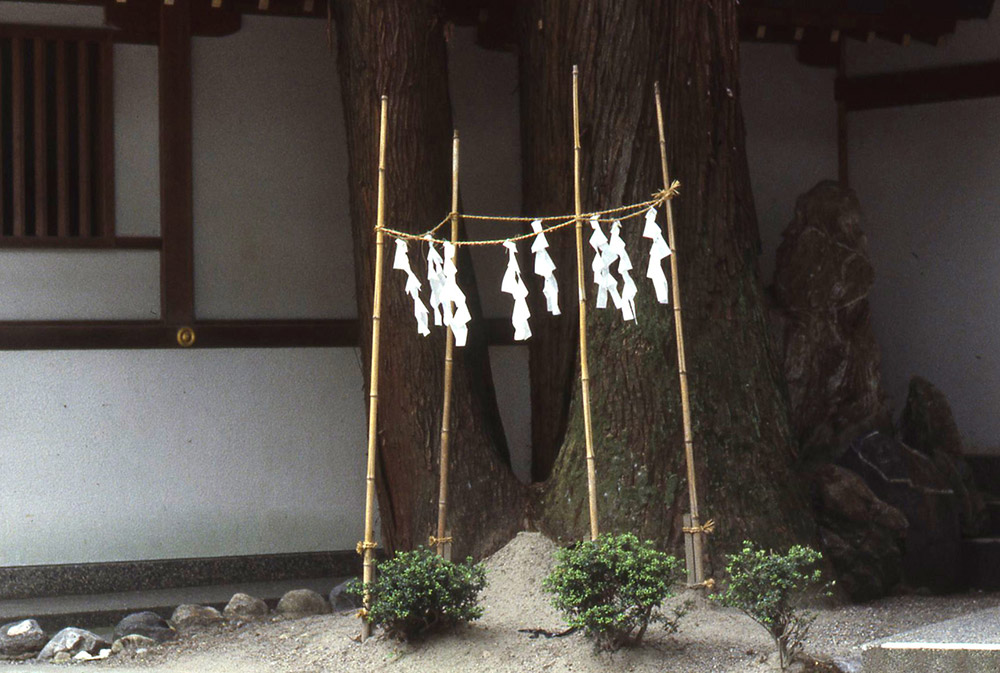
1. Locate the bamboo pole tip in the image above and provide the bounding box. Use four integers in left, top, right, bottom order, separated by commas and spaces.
572, 64, 578, 75
380, 94, 388, 101
453, 129, 459, 140
654, 80, 661, 96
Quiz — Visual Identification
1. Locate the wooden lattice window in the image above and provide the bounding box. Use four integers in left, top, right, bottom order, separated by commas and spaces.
0, 26, 114, 245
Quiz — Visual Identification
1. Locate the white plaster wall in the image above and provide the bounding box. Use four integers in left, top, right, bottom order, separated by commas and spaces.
115, 44, 160, 238
740, 43, 838, 282
0, 251, 159, 320
191, 17, 352, 320
0, 2, 103, 27
0, 348, 367, 565
850, 99, 1000, 452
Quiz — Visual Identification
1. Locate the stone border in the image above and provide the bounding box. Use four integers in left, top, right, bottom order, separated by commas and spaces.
0, 551, 361, 600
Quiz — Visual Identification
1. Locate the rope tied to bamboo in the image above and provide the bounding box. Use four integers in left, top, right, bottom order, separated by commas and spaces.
428, 535, 453, 547
688, 578, 716, 590
356, 540, 378, 555
682, 518, 716, 535
386, 180, 681, 246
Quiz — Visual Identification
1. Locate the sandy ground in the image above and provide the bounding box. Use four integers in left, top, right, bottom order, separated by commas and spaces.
2, 532, 999, 673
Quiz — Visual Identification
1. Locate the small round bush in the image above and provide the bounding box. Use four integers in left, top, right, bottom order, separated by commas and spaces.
543, 532, 684, 650
713, 541, 828, 670
347, 547, 486, 640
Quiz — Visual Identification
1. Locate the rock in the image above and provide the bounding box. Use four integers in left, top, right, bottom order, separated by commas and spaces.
73, 648, 111, 661
170, 604, 223, 629
810, 465, 907, 601
770, 181, 890, 462
111, 634, 158, 654
0, 619, 48, 657
838, 431, 963, 592
224, 592, 269, 620
276, 589, 331, 616
899, 376, 988, 536
113, 611, 176, 644
329, 580, 362, 612
37, 628, 110, 661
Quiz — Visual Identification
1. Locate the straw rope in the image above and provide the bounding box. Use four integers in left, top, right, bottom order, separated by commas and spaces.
356, 540, 378, 555
682, 518, 716, 535
393, 182, 680, 247
428, 535, 453, 547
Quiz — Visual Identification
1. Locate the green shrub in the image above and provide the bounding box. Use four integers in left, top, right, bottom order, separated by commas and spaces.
543, 532, 685, 651
347, 547, 487, 640
713, 541, 829, 670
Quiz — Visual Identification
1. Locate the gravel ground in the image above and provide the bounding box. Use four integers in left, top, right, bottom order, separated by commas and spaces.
3, 532, 999, 673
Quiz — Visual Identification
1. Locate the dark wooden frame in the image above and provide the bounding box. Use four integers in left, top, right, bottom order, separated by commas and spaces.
0, 6, 526, 352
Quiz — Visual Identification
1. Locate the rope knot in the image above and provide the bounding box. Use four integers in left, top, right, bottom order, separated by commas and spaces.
428, 535, 454, 547
682, 518, 716, 535
653, 180, 681, 202
356, 540, 378, 555
688, 577, 716, 590
356, 608, 369, 619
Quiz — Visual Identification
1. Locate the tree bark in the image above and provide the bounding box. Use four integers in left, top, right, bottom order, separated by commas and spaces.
519, 0, 814, 565
334, 0, 525, 560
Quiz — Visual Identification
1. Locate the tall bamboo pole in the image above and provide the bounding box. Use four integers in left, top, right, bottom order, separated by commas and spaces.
361, 95, 389, 641
654, 82, 705, 584
434, 131, 460, 558
572, 65, 600, 542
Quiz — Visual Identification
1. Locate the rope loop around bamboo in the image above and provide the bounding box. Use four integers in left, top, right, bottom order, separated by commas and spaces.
356, 540, 378, 555
682, 518, 716, 535
428, 535, 453, 547
388, 180, 681, 247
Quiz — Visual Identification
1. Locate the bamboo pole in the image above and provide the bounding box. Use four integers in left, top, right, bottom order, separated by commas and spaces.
572, 65, 600, 542
434, 131, 460, 559
361, 95, 389, 642
654, 82, 705, 585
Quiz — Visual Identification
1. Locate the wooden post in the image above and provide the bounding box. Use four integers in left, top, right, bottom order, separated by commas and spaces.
435, 131, 460, 560
654, 81, 705, 585
361, 95, 389, 642
572, 65, 600, 542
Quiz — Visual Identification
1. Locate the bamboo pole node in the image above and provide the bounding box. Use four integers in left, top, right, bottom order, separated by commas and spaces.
356, 540, 378, 555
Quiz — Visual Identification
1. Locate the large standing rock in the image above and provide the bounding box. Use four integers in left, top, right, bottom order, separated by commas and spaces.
770, 181, 890, 462
36, 628, 110, 661
113, 611, 176, 644
276, 589, 331, 617
838, 431, 963, 592
899, 376, 988, 536
810, 465, 907, 601
0, 619, 48, 657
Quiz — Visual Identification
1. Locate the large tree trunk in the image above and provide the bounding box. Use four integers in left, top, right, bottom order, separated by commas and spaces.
334, 0, 525, 560
519, 0, 814, 565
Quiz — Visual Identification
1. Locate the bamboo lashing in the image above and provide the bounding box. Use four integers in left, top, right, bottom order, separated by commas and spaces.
435, 131, 460, 559
573, 65, 600, 542
359, 95, 389, 642
653, 81, 709, 585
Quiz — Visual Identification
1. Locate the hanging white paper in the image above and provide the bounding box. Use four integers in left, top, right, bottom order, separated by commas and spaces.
589, 215, 619, 310
607, 221, 637, 322
502, 240, 532, 341
441, 242, 471, 347
425, 238, 447, 326
392, 239, 430, 336
530, 219, 560, 316
642, 207, 672, 304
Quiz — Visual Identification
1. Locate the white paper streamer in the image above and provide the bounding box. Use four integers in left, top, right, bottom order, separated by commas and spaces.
501, 240, 532, 341
607, 220, 637, 322
642, 206, 672, 304
530, 219, 560, 316
425, 238, 447, 326
441, 242, 471, 347
589, 215, 619, 310
392, 239, 430, 336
